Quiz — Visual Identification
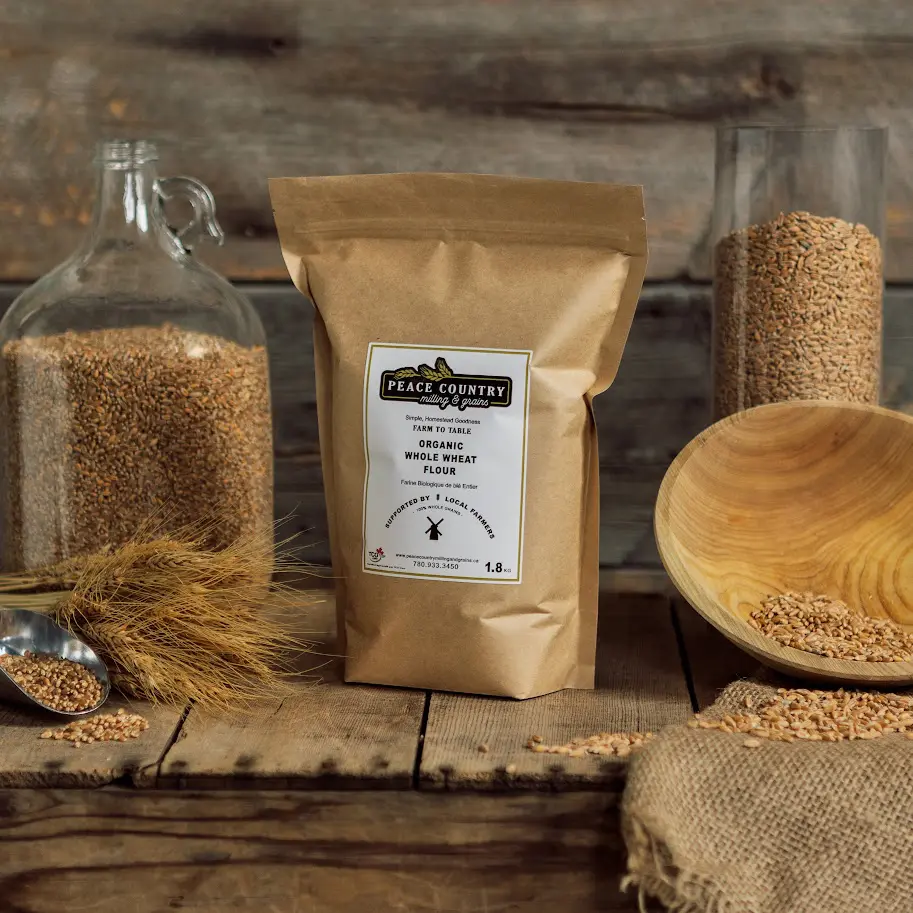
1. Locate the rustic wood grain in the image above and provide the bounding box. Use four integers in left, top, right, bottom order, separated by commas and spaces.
0, 693, 185, 788
0, 787, 640, 913
658, 401, 913, 686
264, 280, 913, 566
0, 281, 714, 569
420, 594, 692, 790
673, 599, 759, 711
2, 281, 911, 572
2, 2, 913, 280
153, 594, 427, 789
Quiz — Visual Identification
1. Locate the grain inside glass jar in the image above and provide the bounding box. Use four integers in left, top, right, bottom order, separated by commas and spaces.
712, 210, 883, 420
0, 324, 273, 571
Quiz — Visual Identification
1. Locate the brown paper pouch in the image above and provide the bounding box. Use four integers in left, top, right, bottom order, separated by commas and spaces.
270, 173, 647, 698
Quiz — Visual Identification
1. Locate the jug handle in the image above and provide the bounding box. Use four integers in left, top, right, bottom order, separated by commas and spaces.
153, 176, 226, 253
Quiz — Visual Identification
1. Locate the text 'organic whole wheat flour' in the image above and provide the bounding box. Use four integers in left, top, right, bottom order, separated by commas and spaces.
270, 173, 647, 698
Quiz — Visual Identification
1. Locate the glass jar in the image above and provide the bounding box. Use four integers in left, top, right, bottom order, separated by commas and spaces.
0, 140, 273, 571
711, 125, 887, 421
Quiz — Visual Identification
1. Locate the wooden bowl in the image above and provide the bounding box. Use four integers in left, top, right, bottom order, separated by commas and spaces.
655, 401, 913, 686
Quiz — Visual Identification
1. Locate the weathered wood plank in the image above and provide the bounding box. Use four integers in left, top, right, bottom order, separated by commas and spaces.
0, 788, 639, 913
420, 594, 692, 790
673, 599, 759, 711
3, 281, 912, 573
264, 280, 913, 567
0, 693, 185, 788
2, 1, 913, 280
153, 594, 427, 789
0, 281, 713, 569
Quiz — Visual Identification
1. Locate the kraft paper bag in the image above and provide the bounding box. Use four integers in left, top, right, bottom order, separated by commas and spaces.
270, 173, 647, 698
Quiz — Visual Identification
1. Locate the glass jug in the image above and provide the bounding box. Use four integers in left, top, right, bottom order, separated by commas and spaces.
0, 139, 274, 571
711, 125, 886, 421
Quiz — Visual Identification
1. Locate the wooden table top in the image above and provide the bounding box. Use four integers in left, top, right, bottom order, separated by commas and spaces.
0, 572, 756, 913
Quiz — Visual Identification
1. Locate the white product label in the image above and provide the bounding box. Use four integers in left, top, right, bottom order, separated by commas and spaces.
362, 343, 531, 584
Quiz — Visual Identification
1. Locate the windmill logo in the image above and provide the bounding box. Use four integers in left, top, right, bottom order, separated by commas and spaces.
425, 517, 444, 541
368, 546, 385, 563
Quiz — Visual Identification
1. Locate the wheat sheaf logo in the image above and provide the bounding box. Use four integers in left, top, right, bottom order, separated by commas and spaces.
380, 356, 512, 411
393, 357, 456, 382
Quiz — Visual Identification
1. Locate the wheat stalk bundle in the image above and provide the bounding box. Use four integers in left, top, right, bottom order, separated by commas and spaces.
0, 520, 317, 712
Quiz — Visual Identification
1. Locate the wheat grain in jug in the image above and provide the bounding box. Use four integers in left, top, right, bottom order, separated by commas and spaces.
270, 173, 647, 698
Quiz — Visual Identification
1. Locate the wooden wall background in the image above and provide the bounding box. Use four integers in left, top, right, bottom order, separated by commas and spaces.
2, 0, 912, 568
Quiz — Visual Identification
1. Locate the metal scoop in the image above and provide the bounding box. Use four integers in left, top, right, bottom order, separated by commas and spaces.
0, 609, 110, 715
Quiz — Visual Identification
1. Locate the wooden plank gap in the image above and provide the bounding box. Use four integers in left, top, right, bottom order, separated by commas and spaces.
419, 592, 694, 790
411, 691, 432, 790
668, 600, 700, 713
134, 701, 193, 787
673, 597, 760, 711
0, 694, 187, 789
152, 594, 428, 789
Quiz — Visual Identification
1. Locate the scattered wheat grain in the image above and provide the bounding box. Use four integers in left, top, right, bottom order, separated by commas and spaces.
526, 731, 654, 759
41, 709, 149, 745
750, 592, 913, 662
696, 688, 913, 743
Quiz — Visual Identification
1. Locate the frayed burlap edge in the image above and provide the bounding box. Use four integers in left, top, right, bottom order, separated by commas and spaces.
620, 675, 770, 913
620, 814, 749, 913
619, 672, 913, 912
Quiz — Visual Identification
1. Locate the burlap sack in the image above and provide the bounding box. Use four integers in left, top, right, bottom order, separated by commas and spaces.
621, 679, 913, 913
